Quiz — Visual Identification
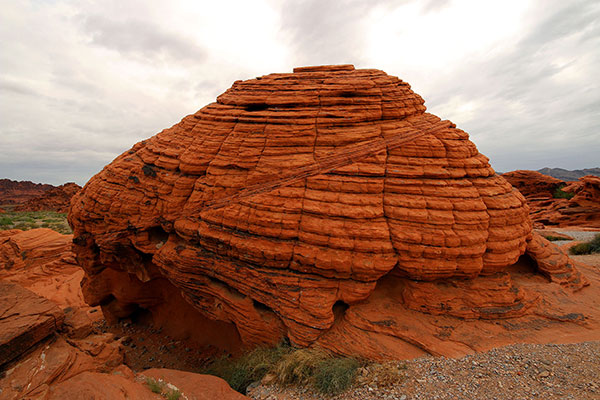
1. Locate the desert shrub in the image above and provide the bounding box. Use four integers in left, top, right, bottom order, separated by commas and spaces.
313, 357, 360, 395
553, 185, 574, 199
165, 389, 181, 400
0, 217, 13, 226
272, 348, 328, 386
543, 235, 566, 241
569, 234, 600, 255
203, 343, 291, 393
145, 377, 163, 393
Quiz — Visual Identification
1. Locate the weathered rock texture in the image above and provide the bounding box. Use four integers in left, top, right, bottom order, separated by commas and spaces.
504, 170, 600, 228
0, 179, 53, 205
0, 282, 64, 366
0, 228, 247, 400
16, 182, 81, 213
69, 65, 597, 359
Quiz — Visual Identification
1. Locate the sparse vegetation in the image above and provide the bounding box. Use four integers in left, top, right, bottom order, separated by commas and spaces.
0, 209, 71, 234
203, 343, 376, 395
569, 234, 600, 255
313, 357, 360, 395
146, 377, 163, 393
552, 185, 574, 199
145, 377, 181, 399
203, 342, 292, 393
543, 235, 566, 241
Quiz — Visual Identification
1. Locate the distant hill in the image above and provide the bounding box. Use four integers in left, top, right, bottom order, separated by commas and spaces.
537, 167, 600, 181
0, 179, 55, 205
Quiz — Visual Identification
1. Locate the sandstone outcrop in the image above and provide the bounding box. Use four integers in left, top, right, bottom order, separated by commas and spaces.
16, 182, 81, 213
69, 65, 597, 359
0, 179, 53, 205
0, 228, 247, 399
504, 171, 600, 228
0, 282, 64, 366
502, 170, 565, 199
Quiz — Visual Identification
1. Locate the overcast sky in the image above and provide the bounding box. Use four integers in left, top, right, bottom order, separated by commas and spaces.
1, 0, 598, 185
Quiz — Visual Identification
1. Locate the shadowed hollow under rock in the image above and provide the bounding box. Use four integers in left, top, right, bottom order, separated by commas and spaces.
68, 65, 599, 360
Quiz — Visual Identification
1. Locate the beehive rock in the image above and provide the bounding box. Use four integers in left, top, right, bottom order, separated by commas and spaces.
69, 65, 594, 357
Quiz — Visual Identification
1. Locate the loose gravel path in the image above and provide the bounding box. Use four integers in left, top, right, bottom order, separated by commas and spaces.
248, 341, 600, 400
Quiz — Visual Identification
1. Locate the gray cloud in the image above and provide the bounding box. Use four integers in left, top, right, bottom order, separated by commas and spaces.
0, 0, 598, 186
82, 14, 206, 63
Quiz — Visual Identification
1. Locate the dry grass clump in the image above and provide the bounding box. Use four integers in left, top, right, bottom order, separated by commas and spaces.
203, 343, 366, 395
355, 361, 407, 387
569, 234, 600, 255
203, 343, 291, 393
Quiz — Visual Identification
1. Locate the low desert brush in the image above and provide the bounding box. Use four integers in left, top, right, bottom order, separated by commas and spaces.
569, 234, 600, 255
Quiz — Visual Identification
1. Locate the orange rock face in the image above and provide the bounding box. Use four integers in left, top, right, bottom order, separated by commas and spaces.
504, 170, 600, 228
0, 282, 64, 366
69, 65, 596, 358
0, 178, 53, 205
15, 182, 81, 213
502, 170, 565, 199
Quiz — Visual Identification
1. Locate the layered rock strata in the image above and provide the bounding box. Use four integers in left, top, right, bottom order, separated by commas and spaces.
504, 170, 600, 228
16, 182, 81, 213
0, 179, 53, 205
69, 65, 594, 358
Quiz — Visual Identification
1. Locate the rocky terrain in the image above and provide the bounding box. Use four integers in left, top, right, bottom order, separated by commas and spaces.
1, 65, 600, 399
0, 179, 53, 205
504, 170, 600, 228
15, 182, 81, 213
0, 228, 246, 399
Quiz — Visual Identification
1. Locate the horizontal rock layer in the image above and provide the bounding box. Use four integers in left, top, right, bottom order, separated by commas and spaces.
16, 182, 81, 213
69, 65, 588, 352
504, 170, 600, 228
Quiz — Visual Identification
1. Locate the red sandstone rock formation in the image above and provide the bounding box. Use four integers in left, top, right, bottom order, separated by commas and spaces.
0, 282, 65, 366
69, 65, 597, 359
504, 170, 600, 228
15, 182, 81, 213
0, 178, 54, 205
0, 228, 248, 399
502, 170, 565, 198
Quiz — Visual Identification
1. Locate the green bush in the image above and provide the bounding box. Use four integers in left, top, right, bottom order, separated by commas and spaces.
166, 389, 181, 400
543, 235, 566, 241
553, 185, 574, 199
569, 234, 600, 255
313, 357, 360, 395
145, 377, 163, 393
0, 217, 13, 226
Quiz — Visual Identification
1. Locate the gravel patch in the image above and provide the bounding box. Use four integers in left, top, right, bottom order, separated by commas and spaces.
550, 230, 599, 247
248, 341, 600, 400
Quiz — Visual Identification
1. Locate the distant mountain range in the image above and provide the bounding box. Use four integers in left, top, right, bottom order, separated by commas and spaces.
537, 167, 600, 181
